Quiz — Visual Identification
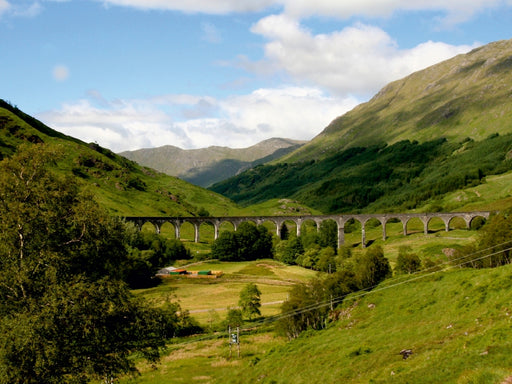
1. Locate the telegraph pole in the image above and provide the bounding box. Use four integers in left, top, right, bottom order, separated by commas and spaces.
228, 326, 240, 359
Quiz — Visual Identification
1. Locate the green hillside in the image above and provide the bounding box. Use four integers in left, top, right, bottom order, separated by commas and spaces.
210, 39, 512, 214
282, 39, 512, 163
117, 260, 512, 384
222, 263, 512, 384
0, 100, 243, 217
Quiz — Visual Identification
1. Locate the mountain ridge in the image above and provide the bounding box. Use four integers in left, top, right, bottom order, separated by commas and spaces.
120, 137, 305, 187
279, 39, 512, 163
210, 38, 512, 214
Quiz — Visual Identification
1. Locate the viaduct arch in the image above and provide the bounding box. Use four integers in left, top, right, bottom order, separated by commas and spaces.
125, 211, 491, 248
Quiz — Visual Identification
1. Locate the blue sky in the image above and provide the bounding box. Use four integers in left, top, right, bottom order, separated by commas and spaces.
1, 0, 511, 152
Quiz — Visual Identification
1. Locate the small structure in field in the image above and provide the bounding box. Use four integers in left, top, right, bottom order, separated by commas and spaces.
156, 267, 223, 279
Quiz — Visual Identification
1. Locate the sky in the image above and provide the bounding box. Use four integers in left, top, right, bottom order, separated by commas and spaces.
1, 1, 511, 152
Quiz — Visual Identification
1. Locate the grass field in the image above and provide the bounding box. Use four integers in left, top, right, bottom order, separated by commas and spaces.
135, 260, 318, 325
120, 260, 512, 384
113, 221, 491, 383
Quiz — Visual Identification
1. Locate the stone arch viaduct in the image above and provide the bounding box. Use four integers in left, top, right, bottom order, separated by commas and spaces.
125, 211, 491, 248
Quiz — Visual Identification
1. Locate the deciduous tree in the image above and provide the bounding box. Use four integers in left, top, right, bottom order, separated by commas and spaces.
354, 245, 391, 289
0, 144, 178, 383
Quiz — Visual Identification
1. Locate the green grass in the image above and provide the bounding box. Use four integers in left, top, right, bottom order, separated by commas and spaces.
436, 171, 512, 212
281, 40, 512, 164
220, 265, 512, 384
134, 260, 318, 325
121, 263, 512, 384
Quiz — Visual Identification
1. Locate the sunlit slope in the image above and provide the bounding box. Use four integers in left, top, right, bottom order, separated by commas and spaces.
282, 39, 512, 163
222, 263, 512, 384
210, 39, 512, 213
0, 100, 243, 216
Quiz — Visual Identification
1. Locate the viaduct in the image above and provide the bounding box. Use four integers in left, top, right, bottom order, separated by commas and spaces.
125, 211, 491, 248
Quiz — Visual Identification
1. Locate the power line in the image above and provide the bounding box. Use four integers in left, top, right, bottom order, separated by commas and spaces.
170, 239, 512, 346
242, 239, 512, 330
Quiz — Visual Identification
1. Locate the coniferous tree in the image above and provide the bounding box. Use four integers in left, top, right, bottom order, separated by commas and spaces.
238, 283, 261, 320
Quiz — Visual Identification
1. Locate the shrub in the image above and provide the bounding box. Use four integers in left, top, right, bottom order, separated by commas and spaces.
395, 246, 422, 274
354, 245, 391, 289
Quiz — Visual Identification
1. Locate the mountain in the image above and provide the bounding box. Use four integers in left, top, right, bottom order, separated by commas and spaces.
280, 39, 512, 163
0, 100, 243, 217
210, 39, 512, 214
120, 138, 305, 187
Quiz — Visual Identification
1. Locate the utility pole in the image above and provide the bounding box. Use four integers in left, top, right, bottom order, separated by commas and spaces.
237, 326, 240, 358
228, 326, 240, 359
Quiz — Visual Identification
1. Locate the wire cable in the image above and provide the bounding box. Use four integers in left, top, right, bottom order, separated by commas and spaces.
169, 238, 512, 346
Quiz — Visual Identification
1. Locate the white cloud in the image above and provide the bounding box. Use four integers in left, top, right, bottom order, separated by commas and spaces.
0, 0, 10, 16
201, 22, 222, 43
39, 98, 184, 151
250, 15, 476, 97
98, 0, 275, 14
96, 0, 510, 25
2, 1, 44, 18
279, 0, 508, 23
38, 88, 358, 152
52, 64, 70, 81
219, 87, 358, 146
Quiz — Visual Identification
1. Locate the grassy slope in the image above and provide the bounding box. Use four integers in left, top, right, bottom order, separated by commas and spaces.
210, 39, 512, 214
282, 39, 512, 163
120, 260, 512, 384
224, 264, 512, 384
0, 100, 321, 217
0, 100, 250, 217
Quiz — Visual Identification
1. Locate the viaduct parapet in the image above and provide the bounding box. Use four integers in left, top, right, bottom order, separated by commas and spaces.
125, 211, 491, 248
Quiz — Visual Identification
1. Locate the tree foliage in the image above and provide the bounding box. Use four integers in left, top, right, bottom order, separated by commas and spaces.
318, 220, 338, 250
276, 278, 331, 340
211, 222, 273, 261
238, 283, 261, 320
211, 135, 512, 213
0, 144, 180, 383
354, 246, 392, 289
124, 230, 190, 288
276, 244, 391, 340
395, 246, 422, 274
225, 308, 243, 329
454, 213, 512, 268
274, 235, 303, 265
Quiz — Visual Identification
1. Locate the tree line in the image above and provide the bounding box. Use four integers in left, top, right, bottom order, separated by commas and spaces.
210, 134, 512, 213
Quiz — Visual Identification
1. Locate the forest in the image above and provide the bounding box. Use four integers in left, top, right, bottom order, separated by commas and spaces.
211, 134, 512, 213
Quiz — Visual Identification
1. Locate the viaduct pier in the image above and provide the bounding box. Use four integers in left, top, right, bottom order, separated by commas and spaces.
125, 211, 491, 248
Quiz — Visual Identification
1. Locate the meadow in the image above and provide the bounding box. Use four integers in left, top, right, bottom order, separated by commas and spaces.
110, 220, 493, 384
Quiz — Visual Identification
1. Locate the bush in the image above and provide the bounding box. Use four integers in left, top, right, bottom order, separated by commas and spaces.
355, 246, 391, 289
395, 246, 422, 274
224, 308, 243, 329
275, 279, 330, 340
455, 213, 512, 268
211, 222, 273, 261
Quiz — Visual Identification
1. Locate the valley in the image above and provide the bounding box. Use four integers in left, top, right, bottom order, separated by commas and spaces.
3, 37, 512, 384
